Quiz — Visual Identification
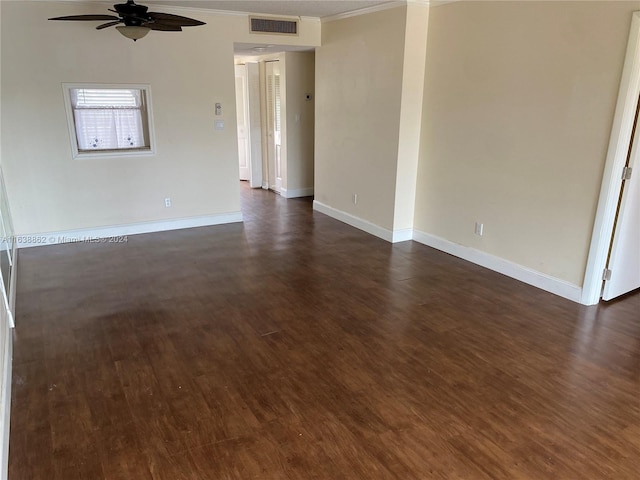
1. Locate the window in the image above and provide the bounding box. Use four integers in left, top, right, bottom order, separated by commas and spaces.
63, 84, 155, 158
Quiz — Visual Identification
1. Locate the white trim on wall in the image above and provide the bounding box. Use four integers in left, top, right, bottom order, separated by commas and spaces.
281, 187, 314, 198
313, 200, 394, 241
321, 2, 404, 23
321, 1, 429, 23
312, 200, 410, 243
15, 212, 243, 249
392, 228, 413, 243
311, 201, 582, 301
412, 230, 583, 303
582, 12, 640, 306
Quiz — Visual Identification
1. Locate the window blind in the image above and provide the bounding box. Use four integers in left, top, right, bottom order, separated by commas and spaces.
70, 88, 146, 151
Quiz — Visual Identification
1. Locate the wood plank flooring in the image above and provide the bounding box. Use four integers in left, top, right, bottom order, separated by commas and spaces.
9, 183, 640, 479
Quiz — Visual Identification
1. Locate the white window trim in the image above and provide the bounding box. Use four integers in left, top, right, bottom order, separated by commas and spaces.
62, 83, 157, 160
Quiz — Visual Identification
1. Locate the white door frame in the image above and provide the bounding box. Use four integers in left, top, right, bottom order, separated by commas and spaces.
235, 64, 251, 181
582, 11, 640, 305
246, 62, 263, 189
265, 60, 282, 193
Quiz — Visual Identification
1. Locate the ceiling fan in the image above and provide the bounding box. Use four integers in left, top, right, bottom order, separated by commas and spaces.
49, 0, 206, 41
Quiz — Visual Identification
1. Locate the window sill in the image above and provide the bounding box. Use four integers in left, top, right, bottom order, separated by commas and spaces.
73, 147, 155, 160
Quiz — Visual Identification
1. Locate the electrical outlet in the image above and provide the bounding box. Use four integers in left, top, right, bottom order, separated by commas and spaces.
165, 197, 172, 208
353, 194, 358, 205
474, 222, 483, 236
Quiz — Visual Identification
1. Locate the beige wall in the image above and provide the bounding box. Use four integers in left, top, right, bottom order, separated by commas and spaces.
315, 7, 407, 230
1, 1, 320, 235
415, 1, 638, 286
284, 51, 315, 194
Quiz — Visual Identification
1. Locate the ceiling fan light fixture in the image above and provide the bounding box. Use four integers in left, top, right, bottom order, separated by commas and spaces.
48, 1, 205, 40
116, 25, 150, 41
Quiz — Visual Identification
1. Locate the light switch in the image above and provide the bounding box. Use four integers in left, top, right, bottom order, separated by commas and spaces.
215, 120, 224, 131
215, 103, 222, 115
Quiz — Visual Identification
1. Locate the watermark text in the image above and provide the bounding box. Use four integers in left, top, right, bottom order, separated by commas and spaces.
4, 235, 129, 245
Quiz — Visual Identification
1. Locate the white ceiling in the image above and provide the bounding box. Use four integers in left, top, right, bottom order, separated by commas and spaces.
144, 0, 393, 18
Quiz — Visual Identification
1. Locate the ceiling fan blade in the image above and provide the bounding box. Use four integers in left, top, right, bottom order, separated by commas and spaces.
146, 23, 183, 32
96, 20, 122, 30
147, 12, 205, 26
49, 14, 120, 21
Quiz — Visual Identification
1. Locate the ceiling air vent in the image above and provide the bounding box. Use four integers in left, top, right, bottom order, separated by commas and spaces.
250, 16, 298, 35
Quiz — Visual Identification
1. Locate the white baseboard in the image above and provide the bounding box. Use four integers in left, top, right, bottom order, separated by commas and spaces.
310, 203, 580, 301
313, 200, 393, 241
392, 228, 413, 243
15, 211, 243, 249
281, 187, 314, 199
412, 230, 583, 303
313, 201, 410, 243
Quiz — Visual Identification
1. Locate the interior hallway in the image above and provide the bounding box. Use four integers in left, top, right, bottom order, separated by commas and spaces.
9, 182, 640, 479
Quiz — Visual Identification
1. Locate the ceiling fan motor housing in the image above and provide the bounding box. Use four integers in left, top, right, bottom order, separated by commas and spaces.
115, 0, 149, 26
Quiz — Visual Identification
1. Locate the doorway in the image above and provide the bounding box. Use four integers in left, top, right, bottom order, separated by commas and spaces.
233, 47, 316, 200
234, 57, 283, 194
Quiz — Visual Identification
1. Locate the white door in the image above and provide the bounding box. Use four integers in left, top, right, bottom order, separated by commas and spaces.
602, 125, 640, 300
246, 63, 263, 189
235, 64, 250, 181
266, 61, 282, 193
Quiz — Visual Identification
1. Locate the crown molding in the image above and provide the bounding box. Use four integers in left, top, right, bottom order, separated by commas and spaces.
321, 1, 429, 24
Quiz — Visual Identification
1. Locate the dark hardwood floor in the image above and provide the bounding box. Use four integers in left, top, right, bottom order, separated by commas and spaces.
9, 182, 640, 479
